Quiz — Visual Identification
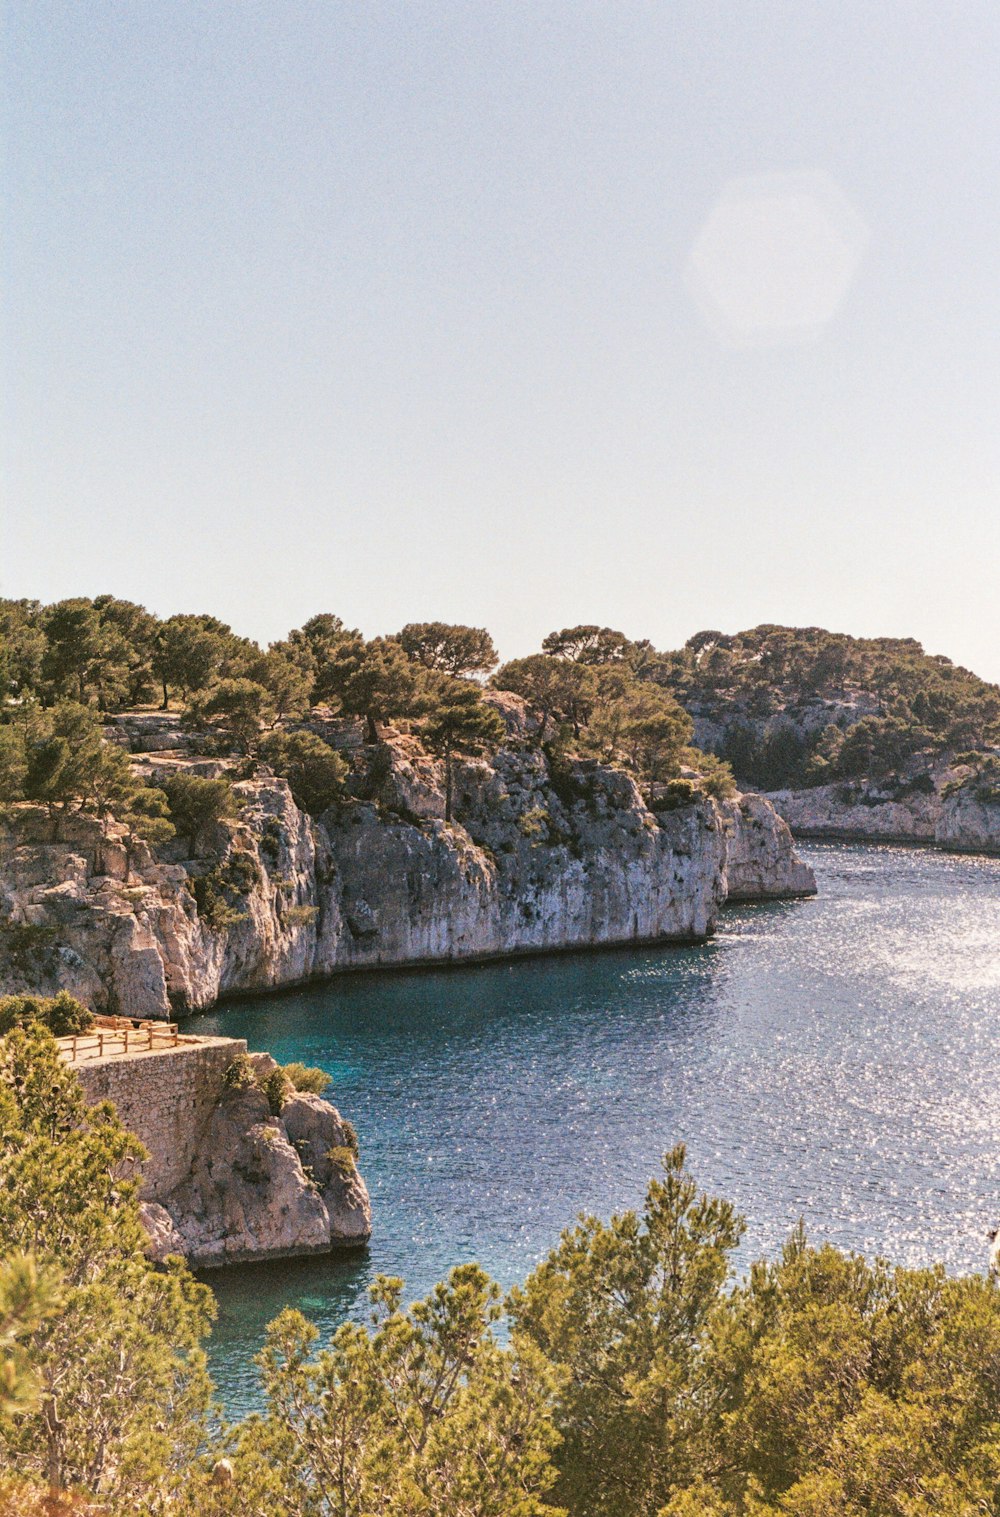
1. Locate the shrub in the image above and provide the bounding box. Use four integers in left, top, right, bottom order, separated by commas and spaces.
325, 1145, 357, 1178
262, 1067, 291, 1115
339, 1116, 360, 1158
282, 904, 319, 928
259, 730, 348, 816
221, 1052, 259, 1091
189, 851, 258, 931
282, 1061, 332, 1096
653, 778, 697, 812
518, 805, 550, 840
0, 923, 58, 976
690, 750, 737, 800
0, 990, 93, 1037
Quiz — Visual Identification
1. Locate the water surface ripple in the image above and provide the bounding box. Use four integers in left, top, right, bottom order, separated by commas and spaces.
191, 842, 1000, 1413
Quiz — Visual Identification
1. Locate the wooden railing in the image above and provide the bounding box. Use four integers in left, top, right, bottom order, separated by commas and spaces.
59, 1016, 186, 1063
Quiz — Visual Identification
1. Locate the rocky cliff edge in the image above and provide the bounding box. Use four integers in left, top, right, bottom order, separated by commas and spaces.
0, 728, 815, 1017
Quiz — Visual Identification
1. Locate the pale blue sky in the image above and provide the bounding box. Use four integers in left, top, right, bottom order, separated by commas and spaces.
4, 3, 999, 680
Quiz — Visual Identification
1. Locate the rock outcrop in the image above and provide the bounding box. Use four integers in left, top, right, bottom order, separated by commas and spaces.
75, 1036, 371, 1268
766, 771, 1000, 855
934, 786, 1000, 854
162, 1078, 370, 1268
765, 781, 941, 844
720, 793, 817, 900
0, 720, 815, 1016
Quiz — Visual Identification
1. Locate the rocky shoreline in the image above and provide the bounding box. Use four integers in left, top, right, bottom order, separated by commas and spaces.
0, 707, 815, 1019
763, 775, 1000, 855
73, 1033, 372, 1269
1, 701, 817, 1270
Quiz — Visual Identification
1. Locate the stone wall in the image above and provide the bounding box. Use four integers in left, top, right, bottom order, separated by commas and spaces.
74, 1036, 245, 1197
70, 1036, 373, 1266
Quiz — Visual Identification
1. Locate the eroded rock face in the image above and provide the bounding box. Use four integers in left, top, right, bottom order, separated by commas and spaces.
936, 788, 1000, 853
0, 733, 813, 1015
281, 1092, 372, 1245
138, 1201, 185, 1263
766, 774, 1000, 856
720, 793, 817, 900
765, 782, 942, 843
142, 1077, 371, 1268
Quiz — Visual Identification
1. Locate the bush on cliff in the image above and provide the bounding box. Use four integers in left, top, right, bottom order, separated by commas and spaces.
282, 1061, 333, 1097
162, 773, 237, 855
259, 730, 348, 816
686, 748, 737, 799
0, 991, 93, 1038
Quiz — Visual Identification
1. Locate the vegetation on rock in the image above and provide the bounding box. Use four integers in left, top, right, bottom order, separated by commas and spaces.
282, 1062, 333, 1097
3, 596, 993, 890
0, 1026, 215, 1508
0, 992, 93, 1038
670, 624, 1000, 789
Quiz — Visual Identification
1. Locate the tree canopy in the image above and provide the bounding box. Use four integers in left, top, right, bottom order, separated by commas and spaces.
2, 596, 996, 809
395, 622, 499, 679
2, 1089, 999, 1515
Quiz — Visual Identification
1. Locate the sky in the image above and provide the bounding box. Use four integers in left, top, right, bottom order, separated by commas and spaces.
3, 2, 999, 681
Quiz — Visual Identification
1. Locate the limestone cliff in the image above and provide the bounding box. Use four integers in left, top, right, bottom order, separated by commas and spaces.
765, 781, 942, 844
766, 769, 1000, 855
0, 728, 814, 1016
75, 1037, 371, 1268
719, 793, 817, 900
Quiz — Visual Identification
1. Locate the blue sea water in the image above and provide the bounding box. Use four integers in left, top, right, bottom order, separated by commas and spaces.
189, 841, 1000, 1414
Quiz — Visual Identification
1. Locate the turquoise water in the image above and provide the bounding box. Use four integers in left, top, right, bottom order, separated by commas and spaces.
191, 841, 1000, 1414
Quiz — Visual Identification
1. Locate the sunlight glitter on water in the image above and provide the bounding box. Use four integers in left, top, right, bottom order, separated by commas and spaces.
191, 841, 1000, 1414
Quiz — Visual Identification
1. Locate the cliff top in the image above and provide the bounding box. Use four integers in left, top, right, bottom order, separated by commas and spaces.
58, 1021, 242, 1068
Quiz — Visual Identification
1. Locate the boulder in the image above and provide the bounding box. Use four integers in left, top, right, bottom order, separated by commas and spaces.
138, 1201, 185, 1263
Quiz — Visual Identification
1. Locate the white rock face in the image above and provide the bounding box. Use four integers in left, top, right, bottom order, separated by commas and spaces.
766, 775, 1000, 856
138, 1200, 186, 1263
155, 1079, 372, 1268
936, 788, 1000, 853
77, 1039, 372, 1268
0, 738, 813, 1015
765, 783, 942, 843
281, 1092, 372, 1245
720, 793, 817, 900
327, 755, 727, 970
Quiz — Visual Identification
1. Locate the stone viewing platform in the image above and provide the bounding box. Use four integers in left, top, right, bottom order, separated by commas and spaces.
58, 1014, 209, 1064
60, 1013, 371, 1268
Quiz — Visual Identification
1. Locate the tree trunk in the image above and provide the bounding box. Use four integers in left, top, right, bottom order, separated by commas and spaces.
445, 750, 453, 822
42, 1395, 62, 1498
161, 677, 169, 711
366, 711, 379, 745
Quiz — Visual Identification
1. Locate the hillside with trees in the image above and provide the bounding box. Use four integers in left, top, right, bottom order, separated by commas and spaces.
0, 599, 733, 841
2, 597, 997, 836
668, 623, 1000, 791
